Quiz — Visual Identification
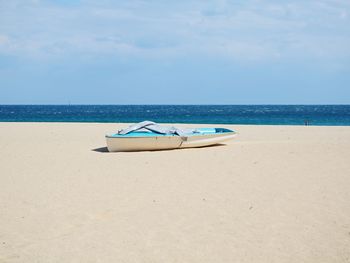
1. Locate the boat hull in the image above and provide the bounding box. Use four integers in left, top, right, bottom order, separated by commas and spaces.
106, 132, 236, 152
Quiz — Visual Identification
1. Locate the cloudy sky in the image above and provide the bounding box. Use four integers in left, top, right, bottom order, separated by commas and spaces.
0, 0, 349, 104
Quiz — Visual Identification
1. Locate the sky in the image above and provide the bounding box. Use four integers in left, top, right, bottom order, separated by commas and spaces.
0, 0, 350, 104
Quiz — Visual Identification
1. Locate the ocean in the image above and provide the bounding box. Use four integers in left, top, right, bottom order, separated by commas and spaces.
1, 105, 350, 126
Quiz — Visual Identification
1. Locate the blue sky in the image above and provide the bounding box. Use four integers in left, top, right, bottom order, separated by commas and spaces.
0, 0, 349, 104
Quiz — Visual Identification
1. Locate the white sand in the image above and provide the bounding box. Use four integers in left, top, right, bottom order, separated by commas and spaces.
0, 123, 350, 262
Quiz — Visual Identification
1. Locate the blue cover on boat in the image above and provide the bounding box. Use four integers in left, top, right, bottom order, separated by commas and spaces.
117, 121, 199, 137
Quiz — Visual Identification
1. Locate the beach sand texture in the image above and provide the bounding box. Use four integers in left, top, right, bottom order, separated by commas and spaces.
0, 123, 350, 263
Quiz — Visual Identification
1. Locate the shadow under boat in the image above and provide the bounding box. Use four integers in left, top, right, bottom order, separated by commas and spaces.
91, 143, 227, 153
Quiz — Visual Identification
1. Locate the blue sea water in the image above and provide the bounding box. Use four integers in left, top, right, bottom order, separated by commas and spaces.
0, 105, 350, 126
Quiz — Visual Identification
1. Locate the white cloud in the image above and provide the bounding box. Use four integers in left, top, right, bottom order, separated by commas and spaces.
0, 35, 9, 45
0, 0, 349, 62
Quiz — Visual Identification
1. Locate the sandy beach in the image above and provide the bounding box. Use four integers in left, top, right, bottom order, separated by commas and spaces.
0, 122, 349, 263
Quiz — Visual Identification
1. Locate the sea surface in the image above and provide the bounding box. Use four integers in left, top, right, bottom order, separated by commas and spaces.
1, 105, 350, 126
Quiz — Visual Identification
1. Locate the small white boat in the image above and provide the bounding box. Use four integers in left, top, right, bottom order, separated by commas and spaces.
106, 121, 236, 152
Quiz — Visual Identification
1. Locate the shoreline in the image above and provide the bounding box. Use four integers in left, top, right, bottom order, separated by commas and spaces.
2, 121, 350, 127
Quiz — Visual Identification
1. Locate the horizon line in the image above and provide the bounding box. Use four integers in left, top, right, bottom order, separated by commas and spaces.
1, 104, 350, 106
